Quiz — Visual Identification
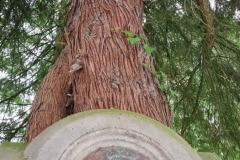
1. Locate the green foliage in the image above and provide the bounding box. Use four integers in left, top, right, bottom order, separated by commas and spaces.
143, 44, 155, 54
144, 0, 240, 159
0, 0, 70, 141
127, 37, 141, 45
0, 0, 240, 160
111, 28, 156, 54
122, 30, 155, 53
121, 30, 134, 37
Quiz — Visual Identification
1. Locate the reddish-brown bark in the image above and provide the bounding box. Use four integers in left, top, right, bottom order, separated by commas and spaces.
26, 0, 172, 143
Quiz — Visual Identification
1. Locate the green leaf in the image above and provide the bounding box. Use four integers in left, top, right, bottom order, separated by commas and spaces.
143, 44, 155, 54
127, 37, 141, 45
169, 89, 176, 96
139, 34, 148, 41
122, 30, 134, 37
160, 71, 167, 80
159, 84, 166, 91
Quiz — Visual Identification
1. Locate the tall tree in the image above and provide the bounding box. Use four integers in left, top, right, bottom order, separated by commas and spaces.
25, 0, 172, 142
1, 0, 240, 159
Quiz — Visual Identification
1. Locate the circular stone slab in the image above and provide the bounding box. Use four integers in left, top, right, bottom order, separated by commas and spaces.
24, 109, 202, 160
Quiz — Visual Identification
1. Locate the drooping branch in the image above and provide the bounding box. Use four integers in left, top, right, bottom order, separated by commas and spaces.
4, 115, 28, 141
196, 0, 215, 53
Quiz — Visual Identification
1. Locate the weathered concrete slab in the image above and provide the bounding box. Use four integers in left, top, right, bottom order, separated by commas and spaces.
0, 142, 25, 160
198, 152, 222, 160
24, 109, 203, 160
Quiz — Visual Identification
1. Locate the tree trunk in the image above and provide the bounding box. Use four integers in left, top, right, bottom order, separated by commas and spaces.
26, 0, 172, 143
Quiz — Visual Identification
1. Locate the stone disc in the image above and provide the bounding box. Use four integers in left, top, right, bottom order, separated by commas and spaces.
24, 109, 202, 160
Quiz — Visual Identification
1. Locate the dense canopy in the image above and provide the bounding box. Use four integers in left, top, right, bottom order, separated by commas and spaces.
0, 0, 239, 159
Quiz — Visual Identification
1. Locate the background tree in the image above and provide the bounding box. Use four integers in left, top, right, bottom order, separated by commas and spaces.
0, 0, 239, 159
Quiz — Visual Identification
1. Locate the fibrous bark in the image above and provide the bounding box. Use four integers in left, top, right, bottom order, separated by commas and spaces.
196, 0, 214, 52
26, 0, 172, 143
